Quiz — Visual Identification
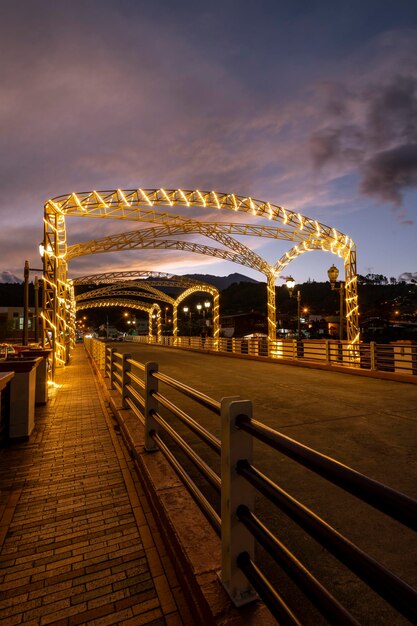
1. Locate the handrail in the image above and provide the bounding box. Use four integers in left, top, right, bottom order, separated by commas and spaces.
236, 415, 417, 530
237, 462, 417, 623
125, 384, 145, 409
152, 391, 221, 453
126, 357, 145, 372
128, 335, 417, 379
85, 337, 417, 624
237, 506, 360, 626
152, 370, 221, 413
125, 396, 144, 424
152, 432, 221, 534
126, 369, 145, 390
151, 410, 221, 492
236, 553, 302, 626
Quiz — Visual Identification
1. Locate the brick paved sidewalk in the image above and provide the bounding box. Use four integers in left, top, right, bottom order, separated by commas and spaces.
0, 347, 193, 626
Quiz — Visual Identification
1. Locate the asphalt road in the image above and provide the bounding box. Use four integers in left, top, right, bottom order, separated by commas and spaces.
115, 341, 417, 625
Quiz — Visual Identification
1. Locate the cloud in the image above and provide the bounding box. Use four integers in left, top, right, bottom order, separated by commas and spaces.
360, 144, 417, 207
309, 63, 417, 220
398, 271, 417, 283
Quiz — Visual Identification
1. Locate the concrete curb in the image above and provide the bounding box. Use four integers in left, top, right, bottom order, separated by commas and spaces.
87, 350, 276, 626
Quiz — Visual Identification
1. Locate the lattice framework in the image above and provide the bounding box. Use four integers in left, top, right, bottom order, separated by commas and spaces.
75, 277, 219, 345
77, 299, 162, 340
43, 188, 359, 369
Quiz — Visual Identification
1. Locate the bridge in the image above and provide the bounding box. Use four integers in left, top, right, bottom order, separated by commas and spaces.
1, 336, 416, 624
1, 187, 415, 624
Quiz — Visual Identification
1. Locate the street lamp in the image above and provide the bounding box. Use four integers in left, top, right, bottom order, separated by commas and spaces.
284, 276, 301, 339
183, 306, 191, 336
204, 300, 211, 323
22, 259, 44, 346
327, 264, 345, 340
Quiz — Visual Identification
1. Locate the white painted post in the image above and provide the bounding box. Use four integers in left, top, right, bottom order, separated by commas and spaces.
144, 362, 159, 452
121, 353, 131, 409
220, 397, 257, 606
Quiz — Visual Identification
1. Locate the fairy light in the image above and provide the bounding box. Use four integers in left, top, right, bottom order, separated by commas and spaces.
249, 197, 257, 215
118, 189, 131, 207
138, 189, 153, 206
160, 188, 173, 205
297, 213, 304, 229
93, 190, 109, 208
196, 190, 206, 207
211, 191, 221, 209
178, 189, 190, 206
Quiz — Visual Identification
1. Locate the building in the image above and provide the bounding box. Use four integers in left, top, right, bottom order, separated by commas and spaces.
0, 307, 36, 340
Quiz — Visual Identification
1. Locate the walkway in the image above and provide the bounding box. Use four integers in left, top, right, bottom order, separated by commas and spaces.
0, 349, 193, 625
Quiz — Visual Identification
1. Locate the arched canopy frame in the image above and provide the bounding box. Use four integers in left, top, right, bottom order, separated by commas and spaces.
77, 299, 162, 340
43, 188, 358, 369
74, 278, 220, 345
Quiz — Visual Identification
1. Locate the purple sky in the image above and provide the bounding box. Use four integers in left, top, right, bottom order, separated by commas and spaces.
1, 0, 416, 285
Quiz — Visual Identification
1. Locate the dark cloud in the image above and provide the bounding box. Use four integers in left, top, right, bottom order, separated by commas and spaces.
360, 144, 417, 205
310, 73, 417, 214
398, 271, 417, 283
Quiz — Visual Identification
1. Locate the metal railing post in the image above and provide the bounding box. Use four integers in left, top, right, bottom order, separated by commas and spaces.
108, 347, 116, 389
144, 361, 159, 452
121, 353, 131, 409
325, 340, 330, 365
100, 341, 106, 371
370, 341, 376, 371
104, 346, 110, 378
220, 397, 257, 607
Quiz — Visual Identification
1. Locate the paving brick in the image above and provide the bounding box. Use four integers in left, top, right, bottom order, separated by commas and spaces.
0, 347, 187, 626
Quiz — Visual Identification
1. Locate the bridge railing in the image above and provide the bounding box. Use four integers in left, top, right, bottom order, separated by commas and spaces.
85, 336, 417, 624
127, 334, 417, 377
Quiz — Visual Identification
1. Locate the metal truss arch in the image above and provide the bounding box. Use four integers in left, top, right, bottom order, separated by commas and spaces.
43, 187, 359, 371
77, 298, 162, 340
48, 188, 354, 255
67, 231, 271, 276
273, 242, 359, 344
76, 283, 175, 306
173, 285, 220, 346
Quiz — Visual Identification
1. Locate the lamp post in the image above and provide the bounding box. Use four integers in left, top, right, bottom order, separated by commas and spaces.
284, 276, 301, 340
204, 300, 211, 325
327, 264, 345, 340
22, 260, 44, 346
183, 306, 191, 336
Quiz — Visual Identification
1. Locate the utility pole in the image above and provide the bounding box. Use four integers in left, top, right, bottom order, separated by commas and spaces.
34, 276, 39, 344
23, 260, 30, 346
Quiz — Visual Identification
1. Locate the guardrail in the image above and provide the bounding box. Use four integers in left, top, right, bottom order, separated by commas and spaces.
85, 337, 417, 624
126, 334, 417, 377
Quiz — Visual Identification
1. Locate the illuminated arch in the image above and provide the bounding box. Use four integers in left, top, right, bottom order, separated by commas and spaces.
74, 277, 220, 347
72, 270, 215, 287
43, 187, 358, 369
77, 299, 162, 340
76, 284, 175, 305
